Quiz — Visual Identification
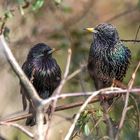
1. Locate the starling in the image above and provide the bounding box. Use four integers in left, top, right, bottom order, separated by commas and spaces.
86, 23, 131, 103
20, 43, 61, 126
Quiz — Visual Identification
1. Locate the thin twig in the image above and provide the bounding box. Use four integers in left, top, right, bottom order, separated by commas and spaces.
1, 87, 140, 124
130, 95, 140, 139
0, 98, 99, 124
66, 64, 86, 82
115, 61, 140, 140
43, 48, 72, 106
121, 39, 140, 43
44, 48, 72, 139
64, 87, 121, 140
64, 91, 100, 140
134, 25, 140, 44
0, 122, 33, 138
41, 87, 140, 106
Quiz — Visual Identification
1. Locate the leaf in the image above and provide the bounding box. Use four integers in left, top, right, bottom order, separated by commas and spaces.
84, 124, 90, 136
54, 0, 63, 5
62, 6, 72, 13
3, 27, 10, 41
32, 0, 44, 11
96, 109, 103, 117
4, 11, 14, 19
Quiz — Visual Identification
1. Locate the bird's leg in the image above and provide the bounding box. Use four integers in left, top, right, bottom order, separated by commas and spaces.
26, 101, 36, 126
46, 102, 54, 120
111, 78, 116, 88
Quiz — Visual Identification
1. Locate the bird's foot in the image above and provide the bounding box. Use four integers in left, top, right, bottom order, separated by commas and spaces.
99, 95, 114, 107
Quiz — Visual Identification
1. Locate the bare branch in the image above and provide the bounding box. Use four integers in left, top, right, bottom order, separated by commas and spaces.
1, 87, 140, 125
0, 35, 48, 140
35, 107, 46, 140
0, 35, 42, 106
42, 48, 72, 106
64, 91, 100, 140
44, 48, 72, 139
121, 39, 140, 43
64, 87, 121, 140
0, 122, 33, 139
115, 61, 140, 140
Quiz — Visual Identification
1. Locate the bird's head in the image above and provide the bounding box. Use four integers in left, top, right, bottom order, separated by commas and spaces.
27, 43, 58, 60
85, 23, 119, 45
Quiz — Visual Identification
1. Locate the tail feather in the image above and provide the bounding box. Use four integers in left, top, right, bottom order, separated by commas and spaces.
20, 87, 27, 110
26, 102, 36, 126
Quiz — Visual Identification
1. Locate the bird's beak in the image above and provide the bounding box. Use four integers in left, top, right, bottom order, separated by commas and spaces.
47, 48, 60, 55
84, 28, 98, 33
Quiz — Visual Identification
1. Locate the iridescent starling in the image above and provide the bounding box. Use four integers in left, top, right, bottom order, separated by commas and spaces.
86, 23, 131, 103
20, 43, 61, 126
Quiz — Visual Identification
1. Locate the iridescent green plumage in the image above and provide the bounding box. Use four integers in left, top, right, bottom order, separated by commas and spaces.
87, 23, 131, 99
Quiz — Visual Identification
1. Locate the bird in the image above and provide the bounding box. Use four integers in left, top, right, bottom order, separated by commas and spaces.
20, 43, 61, 126
85, 23, 131, 104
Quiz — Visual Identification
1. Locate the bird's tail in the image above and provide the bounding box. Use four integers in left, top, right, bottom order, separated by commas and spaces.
26, 102, 36, 126
26, 101, 47, 126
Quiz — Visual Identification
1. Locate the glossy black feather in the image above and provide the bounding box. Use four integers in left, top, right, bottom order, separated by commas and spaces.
20, 43, 61, 126
87, 23, 131, 101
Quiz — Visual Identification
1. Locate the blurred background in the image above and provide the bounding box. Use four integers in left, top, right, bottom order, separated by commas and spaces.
0, 0, 140, 139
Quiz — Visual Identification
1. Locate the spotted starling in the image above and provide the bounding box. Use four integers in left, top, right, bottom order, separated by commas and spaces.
20, 43, 61, 126
86, 23, 131, 103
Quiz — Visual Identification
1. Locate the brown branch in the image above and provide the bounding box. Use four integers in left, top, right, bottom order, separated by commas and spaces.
121, 39, 140, 43
0, 97, 98, 124
1, 87, 140, 124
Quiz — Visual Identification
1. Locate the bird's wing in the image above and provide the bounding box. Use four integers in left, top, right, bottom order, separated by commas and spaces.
112, 42, 131, 81
32, 59, 61, 99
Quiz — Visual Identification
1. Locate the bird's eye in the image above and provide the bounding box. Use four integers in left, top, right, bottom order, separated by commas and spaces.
43, 49, 48, 53
110, 31, 115, 37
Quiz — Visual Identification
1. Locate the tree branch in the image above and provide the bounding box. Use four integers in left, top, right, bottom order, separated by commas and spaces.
0, 122, 33, 139
1, 87, 140, 124
0, 35, 42, 106
115, 61, 140, 140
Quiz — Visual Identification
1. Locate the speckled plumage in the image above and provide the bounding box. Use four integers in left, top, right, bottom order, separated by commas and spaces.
87, 23, 131, 93
21, 43, 61, 126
